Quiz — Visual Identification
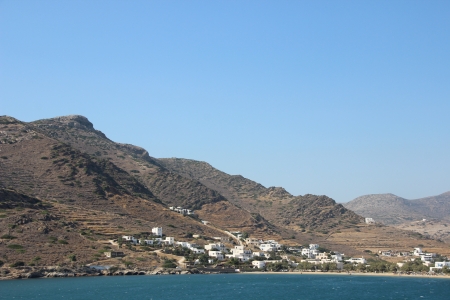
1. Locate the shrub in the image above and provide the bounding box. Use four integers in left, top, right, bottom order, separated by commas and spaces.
10, 261, 25, 267
58, 239, 68, 244
7, 244, 23, 250
162, 259, 177, 268
1, 234, 16, 240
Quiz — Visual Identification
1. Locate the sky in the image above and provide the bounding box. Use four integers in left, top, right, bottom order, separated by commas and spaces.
1, 1, 449, 203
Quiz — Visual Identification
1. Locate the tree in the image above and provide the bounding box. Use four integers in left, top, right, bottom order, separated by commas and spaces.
198, 254, 209, 264
162, 259, 177, 268
343, 263, 354, 271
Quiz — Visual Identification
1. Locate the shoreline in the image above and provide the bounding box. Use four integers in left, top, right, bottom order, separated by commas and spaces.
1, 266, 450, 280
244, 270, 450, 279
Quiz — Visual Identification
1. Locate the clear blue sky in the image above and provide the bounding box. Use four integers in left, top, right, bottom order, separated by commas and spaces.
1, 1, 449, 202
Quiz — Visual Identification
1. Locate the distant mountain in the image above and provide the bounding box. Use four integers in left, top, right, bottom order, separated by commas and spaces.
344, 192, 450, 225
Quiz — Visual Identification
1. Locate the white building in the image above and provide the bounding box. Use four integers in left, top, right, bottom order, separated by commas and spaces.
365, 218, 375, 224
420, 253, 436, 262
190, 247, 205, 254
164, 237, 174, 245
205, 243, 226, 252
152, 227, 162, 236
208, 250, 224, 260
122, 235, 138, 244
226, 245, 253, 262
430, 261, 450, 272
346, 257, 367, 264
252, 261, 266, 268
331, 252, 344, 262
245, 238, 262, 246
260, 244, 278, 252
316, 252, 329, 260
413, 248, 423, 256
176, 241, 190, 248
169, 206, 194, 215
302, 248, 319, 259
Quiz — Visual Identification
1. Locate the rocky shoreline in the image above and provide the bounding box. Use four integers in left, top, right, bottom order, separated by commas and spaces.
0, 266, 207, 280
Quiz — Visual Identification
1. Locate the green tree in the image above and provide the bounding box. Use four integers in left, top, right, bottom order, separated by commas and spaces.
199, 254, 209, 264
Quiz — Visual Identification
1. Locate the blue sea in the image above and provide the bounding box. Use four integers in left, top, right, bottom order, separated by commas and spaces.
0, 274, 448, 300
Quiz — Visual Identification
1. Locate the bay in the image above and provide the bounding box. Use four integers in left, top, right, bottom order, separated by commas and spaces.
0, 274, 448, 300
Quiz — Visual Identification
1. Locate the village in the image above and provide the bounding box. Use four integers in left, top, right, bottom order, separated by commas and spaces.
105, 225, 450, 274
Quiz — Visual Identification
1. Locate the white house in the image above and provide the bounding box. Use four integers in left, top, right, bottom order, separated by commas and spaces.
420, 253, 435, 262
152, 227, 162, 236
430, 261, 450, 272
260, 243, 277, 252
365, 218, 375, 224
413, 248, 423, 256
176, 241, 190, 248
164, 237, 174, 245
331, 252, 344, 262
205, 243, 226, 252
190, 247, 205, 254
227, 245, 253, 262
252, 261, 266, 268
122, 235, 138, 244
302, 248, 319, 259
346, 257, 367, 264
245, 238, 261, 246
316, 252, 329, 260
170, 206, 194, 215
208, 250, 224, 260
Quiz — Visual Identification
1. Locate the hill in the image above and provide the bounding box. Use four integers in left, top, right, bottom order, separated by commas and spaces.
1, 114, 449, 269
158, 158, 363, 233
344, 192, 450, 225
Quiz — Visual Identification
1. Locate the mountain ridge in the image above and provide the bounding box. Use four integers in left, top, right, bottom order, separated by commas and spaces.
344, 191, 450, 225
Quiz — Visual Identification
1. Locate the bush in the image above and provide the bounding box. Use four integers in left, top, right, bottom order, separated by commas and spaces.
162, 259, 177, 268
58, 240, 68, 244
68, 254, 76, 262
10, 261, 25, 267
7, 244, 23, 250
1, 234, 16, 240
0, 260, 3, 267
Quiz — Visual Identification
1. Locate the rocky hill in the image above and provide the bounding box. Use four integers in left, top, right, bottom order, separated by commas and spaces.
344, 192, 450, 225
2, 114, 449, 269
158, 158, 364, 233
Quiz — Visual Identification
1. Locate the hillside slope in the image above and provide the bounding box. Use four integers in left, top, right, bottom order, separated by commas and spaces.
158, 158, 363, 233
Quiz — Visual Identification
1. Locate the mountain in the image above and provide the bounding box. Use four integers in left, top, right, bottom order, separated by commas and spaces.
344, 192, 450, 225
1, 115, 449, 269
158, 158, 363, 233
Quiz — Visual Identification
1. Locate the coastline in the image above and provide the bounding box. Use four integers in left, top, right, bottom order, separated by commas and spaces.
245, 270, 450, 279
1, 265, 450, 280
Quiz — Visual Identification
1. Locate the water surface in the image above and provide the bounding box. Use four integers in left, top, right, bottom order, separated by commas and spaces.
0, 273, 448, 300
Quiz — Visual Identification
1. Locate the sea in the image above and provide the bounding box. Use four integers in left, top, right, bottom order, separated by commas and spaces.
0, 273, 448, 300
